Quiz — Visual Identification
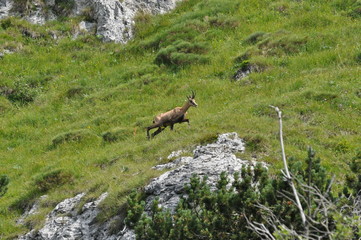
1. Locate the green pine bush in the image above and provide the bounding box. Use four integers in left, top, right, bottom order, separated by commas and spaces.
0, 175, 9, 198
126, 149, 361, 239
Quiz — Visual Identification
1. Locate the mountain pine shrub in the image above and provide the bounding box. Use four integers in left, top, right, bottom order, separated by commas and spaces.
0, 175, 9, 198
126, 149, 361, 239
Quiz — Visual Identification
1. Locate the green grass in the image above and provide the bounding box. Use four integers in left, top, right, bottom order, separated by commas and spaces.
0, 0, 361, 237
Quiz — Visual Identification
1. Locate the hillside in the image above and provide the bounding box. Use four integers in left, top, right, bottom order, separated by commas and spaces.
1, 0, 361, 238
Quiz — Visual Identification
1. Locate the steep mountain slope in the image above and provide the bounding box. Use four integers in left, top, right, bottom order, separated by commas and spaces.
0, 0, 361, 238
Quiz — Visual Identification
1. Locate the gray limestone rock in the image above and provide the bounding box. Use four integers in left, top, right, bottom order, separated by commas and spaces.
19, 193, 109, 240
0, 0, 182, 43
144, 132, 250, 213
19, 133, 264, 240
0, 0, 12, 19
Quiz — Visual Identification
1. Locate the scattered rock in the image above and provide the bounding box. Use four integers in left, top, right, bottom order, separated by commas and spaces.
78, 21, 96, 33
167, 149, 187, 160
0, 49, 14, 59
233, 63, 264, 81
17, 195, 48, 226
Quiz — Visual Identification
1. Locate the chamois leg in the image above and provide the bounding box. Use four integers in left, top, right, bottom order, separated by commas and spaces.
151, 126, 166, 138
182, 119, 190, 126
147, 123, 162, 139
170, 124, 174, 131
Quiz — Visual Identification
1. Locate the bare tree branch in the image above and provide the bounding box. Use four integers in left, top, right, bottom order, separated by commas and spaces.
270, 105, 307, 226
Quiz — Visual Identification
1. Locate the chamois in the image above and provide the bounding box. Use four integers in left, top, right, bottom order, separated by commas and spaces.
147, 91, 198, 139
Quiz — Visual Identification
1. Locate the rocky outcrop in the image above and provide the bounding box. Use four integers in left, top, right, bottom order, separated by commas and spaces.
19, 193, 110, 240
0, 0, 182, 43
143, 132, 260, 214
19, 133, 264, 240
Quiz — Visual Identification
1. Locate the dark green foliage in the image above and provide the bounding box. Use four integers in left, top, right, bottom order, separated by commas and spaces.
154, 40, 208, 67
0, 175, 9, 197
0, 18, 12, 30
51, 129, 97, 147
2, 80, 41, 104
34, 169, 73, 192
348, 2, 361, 18
125, 191, 146, 228
345, 150, 361, 195
126, 150, 349, 239
11, 0, 31, 14
52, 0, 76, 16
80, 6, 96, 22
333, 0, 361, 18
356, 52, 361, 64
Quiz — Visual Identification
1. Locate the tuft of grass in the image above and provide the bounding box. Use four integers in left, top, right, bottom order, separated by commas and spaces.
102, 127, 132, 143
0, 175, 9, 198
243, 31, 268, 45
51, 129, 99, 147
0, 96, 12, 114
154, 40, 208, 67
34, 169, 74, 192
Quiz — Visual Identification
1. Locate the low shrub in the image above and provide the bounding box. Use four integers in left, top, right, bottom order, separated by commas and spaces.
356, 52, 361, 63
126, 149, 361, 239
345, 150, 361, 193
0, 175, 9, 197
34, 169, 73, 192
347, 1, 361, 18
5, 80, 42, 104
51, 0, 76, 16
0, 18, 13, 30
80, 6, 96, 22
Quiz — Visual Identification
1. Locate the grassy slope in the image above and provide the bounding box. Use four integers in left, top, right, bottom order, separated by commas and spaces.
1, 0, 361, 237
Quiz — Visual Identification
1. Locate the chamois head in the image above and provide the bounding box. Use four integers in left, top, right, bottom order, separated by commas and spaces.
187, 90, 198, 107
